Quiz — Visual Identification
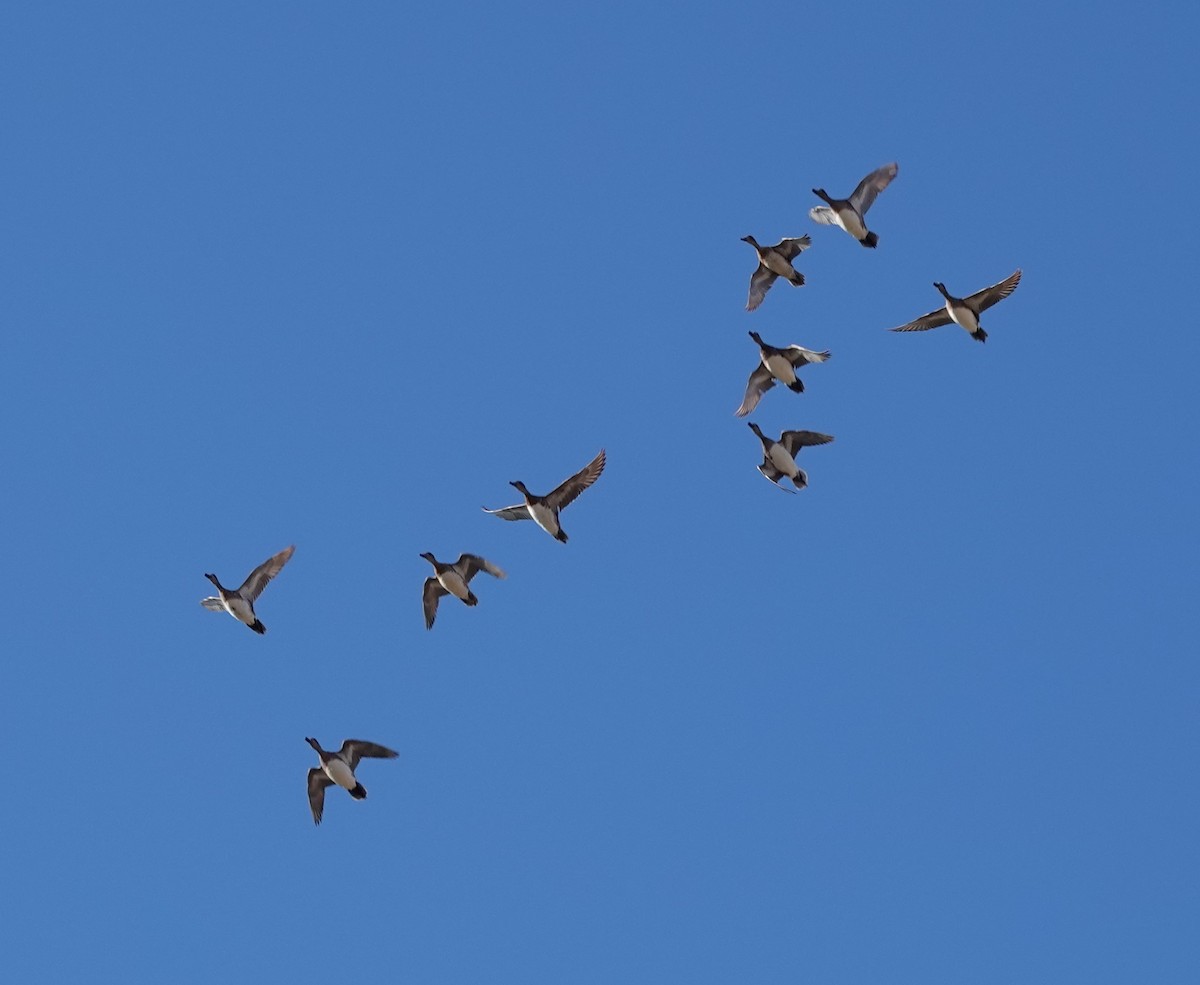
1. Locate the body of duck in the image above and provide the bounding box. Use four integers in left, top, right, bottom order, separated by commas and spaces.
890, 269, 1022, 342
420, 551, 506, 629
747, 422, 834, 492
735, 331, 831, 417
741, 234, 811, 311
305, 736, 399, 825
199, 545, 295, 634
810, 162, 898, 248
483, 449, 606, 543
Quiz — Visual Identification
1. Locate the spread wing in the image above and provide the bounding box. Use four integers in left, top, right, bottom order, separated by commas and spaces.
757, 462, 796, 493
340, 740, 399, 771
785, 346, 830, 367
772, 235, 812, 261
307, 768, 332, 825
746, 265, 777, 311
966, 268, 1022, 313
546, 449, 606, 511
200, 596, 225, 612
455, 554, 506, 582
890, 306, 953, 333
237, 545, 295, 602
849, 162, 898, 215
482, 504, 532, 521
809, 205, 839, 226
422, 577, 447, 629
735, 364, 775, 418
780, 430, 834, 456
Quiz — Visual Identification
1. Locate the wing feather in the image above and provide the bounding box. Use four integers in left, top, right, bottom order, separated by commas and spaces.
809, 205, 838, 226
967, 268, 1022, 313
455, 554, 506, 582
307, 768, 332, 825
890, 307, 953, 333
546, 449, 606, 511
423, 577, 447, 629
735, 365, 774, 418
746, 265, 777, 311
238, 545, 295, 602
849, 162, 898, 215
482, 504, 532, 521
340, 740, 400, 771
780, 430, 835, 456
773, 235, 812, 261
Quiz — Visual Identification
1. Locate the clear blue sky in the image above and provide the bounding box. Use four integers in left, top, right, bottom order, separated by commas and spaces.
2, 2, 1197, 982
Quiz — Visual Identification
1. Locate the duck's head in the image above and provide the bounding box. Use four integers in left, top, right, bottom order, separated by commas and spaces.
740, 235, 758, 246
418, 552, 435, 563
748, 330, 764, 345
933, 282, 949, 297
747, 421, 764, 437
204, 573, 220, 587
510, 480, 530, 495
304, 737, 322, 752
812, 187, 830, 202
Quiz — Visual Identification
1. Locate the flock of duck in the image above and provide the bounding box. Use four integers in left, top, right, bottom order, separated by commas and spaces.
199, 161, 1021, 824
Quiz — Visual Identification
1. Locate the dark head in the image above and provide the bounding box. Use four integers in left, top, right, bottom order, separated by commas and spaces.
812, 187, 831, 203
510, 480, 531, 495
933, 282, 950, 297
747, 421, 764, 437
419, 551, 436, 563
748, 330, 764, 346
740, 235, 758, 247
305, 737, 323, 754
204, 572, 221, 588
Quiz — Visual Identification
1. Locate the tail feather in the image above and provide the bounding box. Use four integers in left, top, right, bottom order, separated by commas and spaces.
786, 379, 805, 394
464, 591, 479, 606
972, 328, 988, 343
250, 619, 266, 635
860, 231, 879, 248
555, 529, 568, 543
350, 782, 367, 800
789, 271, 805, 286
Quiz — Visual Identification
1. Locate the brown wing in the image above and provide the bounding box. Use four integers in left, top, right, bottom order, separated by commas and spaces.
772, 235, 812, 261
746, 265, 777, 311
340, 740, 400, 771
545, 449, 606, 511
890, 306, 953, 333
966, 268, 1022, 313
735, 365, 775, 418
849, 162, 898, 215
785, 346, 830, 368
757, 462, 796, 493
422, 577, 447, 629
455, 554, 506, 583
780, 430, 834, 456
237, 545, 295, 601
307, 768, 332, 825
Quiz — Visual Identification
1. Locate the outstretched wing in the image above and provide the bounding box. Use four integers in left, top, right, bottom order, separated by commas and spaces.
746, 265, 777, 311
422, 577, 447, 629
890, 306, 953, 333
238, 545, 295, 601
735, 364, 775, 418
809, 205, 839, 226
785, 345, 831, 368
455, 554, 506, 583
773, 235, 812, 261
339, 740, 400, 771
780, 430, 834, 456
200, 596, 225, 612
482, 503, 532, 521
849, 162, 898, 215
546, 449, 606, 511
966, 268, 1022, 313
307, 768, 332, 825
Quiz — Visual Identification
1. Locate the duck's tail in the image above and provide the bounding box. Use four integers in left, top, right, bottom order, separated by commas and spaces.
250, 619, 266, 635
787, 379, 805, 394
464, 591, 479, 606
350, 783, 367, 800
972, 328, 988, 343
860, 232, 879, 248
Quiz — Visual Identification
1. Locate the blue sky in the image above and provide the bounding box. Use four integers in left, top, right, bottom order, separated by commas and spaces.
2, 1, 1197, 981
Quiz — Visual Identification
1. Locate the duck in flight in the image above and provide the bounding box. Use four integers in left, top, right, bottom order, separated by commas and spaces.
809, 162, 898, 248
741, 234, 811, 311
483, 449, 606, 543
420, 552, 506, 629
199, 545, 295, 634
890, 269, 1022, 342
305, 736, 399, 825
747, 423, 834, 493
735, 331, 830, 417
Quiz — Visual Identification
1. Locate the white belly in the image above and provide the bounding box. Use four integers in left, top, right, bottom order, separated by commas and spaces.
325, 758, 357, 791
948, 302, 979, 333
225, 596, 256, 626
837, 207, 867, 239
768, 444, 798, 477
438, 569, 470, 601
763, 353, 796, 385
528, 503, 560, 537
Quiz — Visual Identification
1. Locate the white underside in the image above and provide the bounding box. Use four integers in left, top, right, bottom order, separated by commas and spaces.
528, 503, 561, 537
324, 758, 357, 791
763, 353, 796, 385
768, 444, 799, 477
948, 302, 979, 333
438, 569, 470, 600
763, 254, 795, 278
836, 208, 868, 239
225, 597, 255, 626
